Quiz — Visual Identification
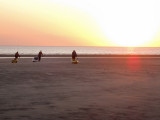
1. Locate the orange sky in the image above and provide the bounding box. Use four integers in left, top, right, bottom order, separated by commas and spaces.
0, 0, 160, 47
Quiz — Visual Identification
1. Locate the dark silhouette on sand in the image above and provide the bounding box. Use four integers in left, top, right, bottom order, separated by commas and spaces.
38, 51, 43, 61
72, 50, 77, 60
15, 51, 20, 59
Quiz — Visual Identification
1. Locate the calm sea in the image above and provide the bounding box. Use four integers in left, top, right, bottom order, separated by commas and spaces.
0, 46, 160, 55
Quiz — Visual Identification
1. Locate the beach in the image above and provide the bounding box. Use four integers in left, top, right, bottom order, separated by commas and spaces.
0, 57, 160, 120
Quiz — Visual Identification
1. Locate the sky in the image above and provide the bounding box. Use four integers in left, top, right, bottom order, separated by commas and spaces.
0, 0, 160, 47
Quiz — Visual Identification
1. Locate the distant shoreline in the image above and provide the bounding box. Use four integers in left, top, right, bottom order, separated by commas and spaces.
1, 54, 160, 57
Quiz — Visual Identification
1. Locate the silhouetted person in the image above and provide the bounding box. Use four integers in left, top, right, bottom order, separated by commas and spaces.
72, 50, 77, 60
38, 51, 43, 61
15, 51, 20, 59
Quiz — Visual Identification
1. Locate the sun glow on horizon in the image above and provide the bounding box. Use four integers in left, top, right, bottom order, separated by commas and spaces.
0, 0, 160, 47
57, 0, 160, 47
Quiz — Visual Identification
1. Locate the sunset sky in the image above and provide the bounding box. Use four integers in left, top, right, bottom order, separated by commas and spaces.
0, 0, 160, 47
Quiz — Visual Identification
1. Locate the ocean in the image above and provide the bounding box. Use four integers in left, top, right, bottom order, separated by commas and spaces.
0, 46, 160, 55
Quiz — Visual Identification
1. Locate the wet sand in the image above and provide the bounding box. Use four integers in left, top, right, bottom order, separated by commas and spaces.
0, 57, 160, 120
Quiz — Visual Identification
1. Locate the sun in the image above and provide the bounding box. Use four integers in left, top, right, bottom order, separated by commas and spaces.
86, 0, 159, 47
103, 25, 157, 47
100, 20, 158, 47
46, 0, 160, 47
111, 39, 150, 47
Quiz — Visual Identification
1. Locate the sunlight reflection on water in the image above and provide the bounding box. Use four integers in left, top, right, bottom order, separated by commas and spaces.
0, 46, 159, 55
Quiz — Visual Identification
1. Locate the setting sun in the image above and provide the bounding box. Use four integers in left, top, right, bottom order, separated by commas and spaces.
81, 0, 159, 47
0, 0, 160, 47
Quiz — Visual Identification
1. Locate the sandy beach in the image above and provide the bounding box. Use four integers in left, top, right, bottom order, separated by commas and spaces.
0, 57, 160, 120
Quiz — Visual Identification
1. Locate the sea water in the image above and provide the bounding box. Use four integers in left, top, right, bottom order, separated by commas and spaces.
0, 46, 160, 55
